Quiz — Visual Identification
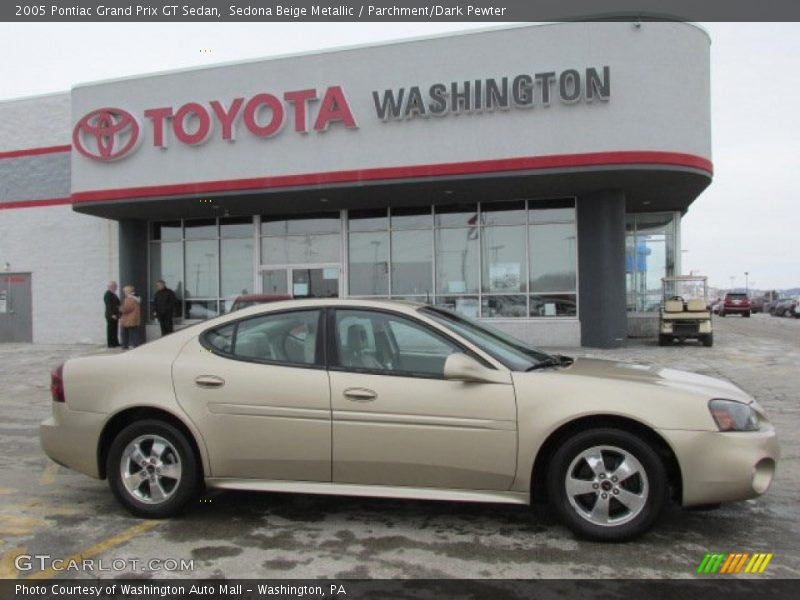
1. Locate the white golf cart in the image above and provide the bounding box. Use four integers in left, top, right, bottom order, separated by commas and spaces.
659, 276, 713, 347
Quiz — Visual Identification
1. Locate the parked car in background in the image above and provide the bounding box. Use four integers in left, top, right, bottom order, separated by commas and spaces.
750, 296, 767, 314
717, 293, 751, 317
229, 294, 291, 313
770, 297, 799, 318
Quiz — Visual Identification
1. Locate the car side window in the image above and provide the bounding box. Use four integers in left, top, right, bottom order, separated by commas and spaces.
203, 310, 321, 366
334, 309, 460, 378
205, 323, 235, 353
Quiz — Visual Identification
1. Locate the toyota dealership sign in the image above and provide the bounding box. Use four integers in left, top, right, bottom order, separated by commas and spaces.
69, 22, 710, 198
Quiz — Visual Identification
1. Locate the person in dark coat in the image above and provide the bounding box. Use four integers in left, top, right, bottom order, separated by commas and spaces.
153, 279, 178, 336
103, 281, 121, 348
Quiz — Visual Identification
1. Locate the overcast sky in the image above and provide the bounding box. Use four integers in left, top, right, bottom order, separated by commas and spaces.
1, 22, 798, 291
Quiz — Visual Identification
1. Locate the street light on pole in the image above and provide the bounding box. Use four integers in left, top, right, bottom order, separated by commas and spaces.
744, 271, 749, 295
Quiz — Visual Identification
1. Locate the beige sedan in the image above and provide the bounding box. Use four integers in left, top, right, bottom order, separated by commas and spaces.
41, 299, 779, 541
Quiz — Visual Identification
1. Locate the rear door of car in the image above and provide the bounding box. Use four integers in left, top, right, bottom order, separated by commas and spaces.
172, 308, 331, 481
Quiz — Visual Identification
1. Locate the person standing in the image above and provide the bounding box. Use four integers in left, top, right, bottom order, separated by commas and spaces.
119, 285, 142, 349
103, 281, 121, 348
153, 279, 178, 336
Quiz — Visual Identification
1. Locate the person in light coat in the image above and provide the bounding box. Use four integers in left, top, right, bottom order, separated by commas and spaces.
119, 285, 142, 349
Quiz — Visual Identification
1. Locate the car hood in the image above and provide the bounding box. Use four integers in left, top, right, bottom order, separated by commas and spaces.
556, 357, 753, 403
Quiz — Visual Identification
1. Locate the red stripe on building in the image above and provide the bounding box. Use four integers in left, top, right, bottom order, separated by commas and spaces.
0, 145, 71, 160
71, 151, 713, 204
0, 197, 72, 210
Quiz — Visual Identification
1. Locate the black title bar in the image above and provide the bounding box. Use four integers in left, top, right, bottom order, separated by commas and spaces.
3, 0, 800, 22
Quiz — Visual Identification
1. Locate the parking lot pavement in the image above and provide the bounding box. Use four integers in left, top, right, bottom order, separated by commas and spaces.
0, 313, 798, 580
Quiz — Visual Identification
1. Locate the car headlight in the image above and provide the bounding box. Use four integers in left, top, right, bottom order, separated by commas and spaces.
709, 399, 760, 432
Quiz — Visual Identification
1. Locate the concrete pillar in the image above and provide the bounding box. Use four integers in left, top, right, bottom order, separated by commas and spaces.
118, 220, 149, 343
577, 190, 627, 348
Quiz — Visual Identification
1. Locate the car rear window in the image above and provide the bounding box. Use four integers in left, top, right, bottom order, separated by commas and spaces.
726, 293, 748, 300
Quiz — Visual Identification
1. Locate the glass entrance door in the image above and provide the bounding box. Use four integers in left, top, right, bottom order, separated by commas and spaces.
260, 266, 340, 298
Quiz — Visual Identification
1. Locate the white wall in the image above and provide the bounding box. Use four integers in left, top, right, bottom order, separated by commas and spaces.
0, 205, 118, 344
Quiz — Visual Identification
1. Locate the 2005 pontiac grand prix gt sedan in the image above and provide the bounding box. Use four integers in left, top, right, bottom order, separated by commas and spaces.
41, 299, 779, 541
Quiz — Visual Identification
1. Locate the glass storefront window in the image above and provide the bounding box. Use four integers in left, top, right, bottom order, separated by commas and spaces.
221, 238, 254, 298
435, 296, 480, 318
348, 209, 388, 232
435, 228, 479, 295
348, 231, 389, 295
391, 229, 432, 296
185, 299, 219, 320
482, 295, 527, 318
529, 223, 577, 293
220, 217, 254, 238
481, 225, 526, 293
151, 221, 181, 242
262, 269, 288, 295
435, 203, 478, 228
391, 206, 431, 230
531, 294, 577, 317
149, 241, 183, 301
261, 233, 340, 265
529, 199, 576, 223
626, 212, 678, 312
184, 219, 217, 240
261, 212, 340, 235
481, 200, 525, 226
185, 239, 218, 299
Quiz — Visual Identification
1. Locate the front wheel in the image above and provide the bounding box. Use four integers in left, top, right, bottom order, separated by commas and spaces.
107, 420, 199, 518
547, 428, 667, 541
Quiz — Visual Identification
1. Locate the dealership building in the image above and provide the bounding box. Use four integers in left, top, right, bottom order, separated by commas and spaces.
0, 21, 711, 347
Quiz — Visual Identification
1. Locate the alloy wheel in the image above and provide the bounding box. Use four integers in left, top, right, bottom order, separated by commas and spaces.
564, 445, 649, 527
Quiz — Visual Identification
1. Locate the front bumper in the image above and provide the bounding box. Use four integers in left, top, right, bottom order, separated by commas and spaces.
659, 427, 779, 506
40, 402, 106, 479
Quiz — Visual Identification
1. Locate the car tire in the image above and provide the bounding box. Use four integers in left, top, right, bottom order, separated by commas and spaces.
546, 428, 667, 542
784, 309, 793, 318
744, 312, 751, 318
718, 311, 725, 317
658, 334, 670, 347
107, 419, 199, 518
702, 333, 713, 347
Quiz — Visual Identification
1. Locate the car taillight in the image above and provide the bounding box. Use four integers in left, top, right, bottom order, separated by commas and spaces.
50, 363, 65, 403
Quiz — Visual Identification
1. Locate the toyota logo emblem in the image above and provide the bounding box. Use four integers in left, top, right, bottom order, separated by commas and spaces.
72, 108, 140, 161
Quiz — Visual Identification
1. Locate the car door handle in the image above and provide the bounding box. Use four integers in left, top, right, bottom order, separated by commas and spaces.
194, 375, 225, 389
343, 387, 377, 401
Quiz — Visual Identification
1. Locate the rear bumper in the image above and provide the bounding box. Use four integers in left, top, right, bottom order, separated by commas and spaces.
659, 428, 779, 506
720, 305, 750, 314
40, 403, 105, 479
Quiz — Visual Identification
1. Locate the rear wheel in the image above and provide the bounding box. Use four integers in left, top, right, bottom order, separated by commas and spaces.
107, 420, 198, 518
547, 428, 666, 541
743, 311, 751, 318
702, 333, 713, 347
658, 334, 671, 347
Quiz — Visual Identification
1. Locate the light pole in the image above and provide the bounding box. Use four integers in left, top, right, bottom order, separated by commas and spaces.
744, 271, 749, 295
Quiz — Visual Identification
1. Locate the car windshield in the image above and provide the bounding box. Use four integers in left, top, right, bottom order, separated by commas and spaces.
419, 306, 557, 371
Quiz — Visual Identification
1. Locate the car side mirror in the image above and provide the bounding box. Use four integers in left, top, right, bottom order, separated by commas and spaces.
443, 353, 511, 384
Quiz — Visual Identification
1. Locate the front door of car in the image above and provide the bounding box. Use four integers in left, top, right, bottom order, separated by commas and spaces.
327, 308, 518, 491
172, 308, 331, 481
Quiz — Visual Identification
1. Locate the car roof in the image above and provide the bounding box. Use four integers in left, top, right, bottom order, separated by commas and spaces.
225, 297, 428, 319
233, 294, 291, 302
